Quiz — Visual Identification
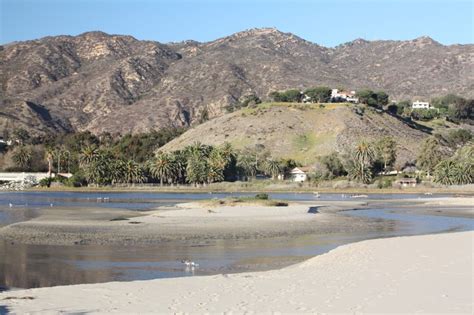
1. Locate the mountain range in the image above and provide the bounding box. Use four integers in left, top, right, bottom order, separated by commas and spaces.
1, 28, 472, 135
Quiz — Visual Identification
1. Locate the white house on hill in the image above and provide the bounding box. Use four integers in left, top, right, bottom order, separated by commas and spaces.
331, 89, 359, 103
412, 100, 431, 109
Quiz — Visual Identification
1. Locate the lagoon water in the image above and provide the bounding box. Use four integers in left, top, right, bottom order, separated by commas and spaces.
0, 191, 472, 289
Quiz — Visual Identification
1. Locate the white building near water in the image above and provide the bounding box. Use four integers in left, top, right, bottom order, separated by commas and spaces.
290, 167, 312, 182
412, 100, 431, 109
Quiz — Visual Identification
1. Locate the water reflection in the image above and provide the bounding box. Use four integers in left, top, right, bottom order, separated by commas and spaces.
0, 191, 472, 289
2, 208, 472, 289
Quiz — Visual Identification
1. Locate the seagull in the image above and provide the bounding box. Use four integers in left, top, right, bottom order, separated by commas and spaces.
181, 260, 199, 268
9, 203, 13, 208
50, 203, 54, 207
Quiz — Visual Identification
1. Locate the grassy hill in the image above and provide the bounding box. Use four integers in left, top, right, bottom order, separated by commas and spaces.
159, 103, 431, 167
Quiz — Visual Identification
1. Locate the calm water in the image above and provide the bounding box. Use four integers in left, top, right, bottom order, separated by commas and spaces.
0, 191, 472, 289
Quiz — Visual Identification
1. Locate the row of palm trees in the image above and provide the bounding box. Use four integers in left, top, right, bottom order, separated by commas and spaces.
77, 142, 288, 186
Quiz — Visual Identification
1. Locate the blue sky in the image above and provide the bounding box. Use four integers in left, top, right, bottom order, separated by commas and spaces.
1, 0, 472, 46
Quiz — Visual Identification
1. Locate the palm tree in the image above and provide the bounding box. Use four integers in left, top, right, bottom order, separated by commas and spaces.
434, 160, 472, 185
170, 150, 187, 184
434, 160, 456, 185
347, 140, 376, 183
108, 160, 124, 184
12, 146, 32, 170
236, 154, 257, 180
451, 163, 472, 185
79, 145, 99, 168
186, 153, 208, 186
123, 160, 145, 184
348, 162, 373, 184
205, 148, 227, 184
84, 152, 108, 185
220, 142, 235, 164
354, 140, 376, 167
149, 152, 175, 186
263, 158, 282, 180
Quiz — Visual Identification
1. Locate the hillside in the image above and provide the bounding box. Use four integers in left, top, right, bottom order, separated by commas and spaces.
159, 103, 429, 167
1, 28, 472, 135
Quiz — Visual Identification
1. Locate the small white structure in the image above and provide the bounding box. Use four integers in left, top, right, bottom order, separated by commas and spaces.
290, 167, 310, 182
0, 172, 52, 182
331, 89, 359, 103
412, 100, 431, 109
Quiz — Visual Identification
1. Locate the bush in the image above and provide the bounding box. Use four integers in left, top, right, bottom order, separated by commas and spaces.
443, 129, 472, 148
66, 172, 87, 187
411, 109, 439, 121
377, 177, 394, 189
39, 177, 53, 187
254, 193, 269, 200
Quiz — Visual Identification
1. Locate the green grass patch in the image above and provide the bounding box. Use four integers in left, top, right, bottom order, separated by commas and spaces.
292, 133, 316, 151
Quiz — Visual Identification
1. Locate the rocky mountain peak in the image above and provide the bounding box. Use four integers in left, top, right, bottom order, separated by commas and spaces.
0, 29, 472, 136
411, 36, 441, 47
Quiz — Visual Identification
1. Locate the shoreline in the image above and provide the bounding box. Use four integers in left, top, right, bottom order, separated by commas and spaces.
18, 185, 474, 195
1, 197, 472, 246
2, 231, 472, 313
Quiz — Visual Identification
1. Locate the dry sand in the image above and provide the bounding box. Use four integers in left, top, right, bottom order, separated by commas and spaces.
2, 231, 472, 314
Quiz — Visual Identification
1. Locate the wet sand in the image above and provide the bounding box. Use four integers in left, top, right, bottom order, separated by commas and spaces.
0, 201, 382, 246
2, 231, 472, 314
0, 197, 472, 246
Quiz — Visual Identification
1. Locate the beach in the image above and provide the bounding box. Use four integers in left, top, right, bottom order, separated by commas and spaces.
0, 200, 382, 246
1, 197, 472, 246
2, 231, 472, 313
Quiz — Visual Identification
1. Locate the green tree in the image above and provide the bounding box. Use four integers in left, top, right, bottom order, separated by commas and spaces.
149, 152, 176, 186
356, 90, 377, 107
375, 91, 389, 106
375, 136, 397, 173
206, 147, 226, 183
434, 144, 474, 185
236, 154, 257, 180
416, 137, 445, 178
269, 90, 302, 103
83, 151, 112, 185
434, 160, 459, 185
443, 129, 472, 149
411, 109, 439, 121
186, 153, 208, 186
347, 140, 376, 183
263, 158, 282, 180
347, 162, 373, 184
304, 86, 332, 103
123, 160, 145, 184
79, 145, 100, 168
320, 152, 346, 178
12, 146, 32, 170
356, 90, 389, 108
